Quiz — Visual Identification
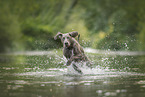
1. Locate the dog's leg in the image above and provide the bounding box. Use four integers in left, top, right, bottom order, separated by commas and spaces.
72, 63, 83, 74
66, 55, 84, 66
66, 49, 74, 66
67, 50, 83, 74
66, 49, 82, 66
66, 59, 72, 66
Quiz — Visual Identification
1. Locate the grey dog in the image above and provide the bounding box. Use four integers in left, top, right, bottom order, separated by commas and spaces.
54, 31, 91, 74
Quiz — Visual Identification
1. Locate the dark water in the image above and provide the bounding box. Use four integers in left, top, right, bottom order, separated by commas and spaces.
0, 50, 145, 97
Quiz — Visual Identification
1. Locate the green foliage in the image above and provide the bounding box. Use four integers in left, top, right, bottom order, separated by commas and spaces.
79, 0, 145, 51
0, 0, 145, 52
0, 1, 23, 52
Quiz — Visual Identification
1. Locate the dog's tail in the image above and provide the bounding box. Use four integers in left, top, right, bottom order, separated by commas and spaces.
77, 34, 80, 43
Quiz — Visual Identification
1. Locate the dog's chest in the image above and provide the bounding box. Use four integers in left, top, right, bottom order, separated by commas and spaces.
63, 48, 73, 59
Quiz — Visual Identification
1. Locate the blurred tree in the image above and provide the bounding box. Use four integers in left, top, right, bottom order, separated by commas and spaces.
79, 0, 145, 51
0, 0, 145, 52
0, 1, 23, 52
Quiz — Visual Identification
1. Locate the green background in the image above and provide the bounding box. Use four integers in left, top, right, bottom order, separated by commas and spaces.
0, 0, 145, 52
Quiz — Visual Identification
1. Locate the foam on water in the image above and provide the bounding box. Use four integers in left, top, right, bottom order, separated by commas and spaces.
15, 65, 145, 82
65, 62, 145, 77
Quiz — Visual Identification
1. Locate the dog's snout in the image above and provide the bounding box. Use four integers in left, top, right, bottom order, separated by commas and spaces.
65, 42, 68, 45
64, 42, 70, 47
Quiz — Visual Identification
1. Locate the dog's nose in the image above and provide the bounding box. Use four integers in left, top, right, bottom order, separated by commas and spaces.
65, 42, 68, 45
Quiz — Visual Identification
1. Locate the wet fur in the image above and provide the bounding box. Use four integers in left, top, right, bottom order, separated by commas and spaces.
54, 31, 91, 68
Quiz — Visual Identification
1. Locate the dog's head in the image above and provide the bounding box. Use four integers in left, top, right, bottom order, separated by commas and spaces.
54, 31, 79, 48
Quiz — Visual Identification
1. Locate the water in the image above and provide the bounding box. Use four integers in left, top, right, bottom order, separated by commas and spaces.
0, 49, 145, 97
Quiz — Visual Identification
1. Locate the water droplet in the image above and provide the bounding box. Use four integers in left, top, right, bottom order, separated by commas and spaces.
50, 89, 52, 92
96, 90, 103, 94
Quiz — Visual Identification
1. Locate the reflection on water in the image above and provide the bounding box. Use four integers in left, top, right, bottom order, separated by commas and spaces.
0, 50, 145, 97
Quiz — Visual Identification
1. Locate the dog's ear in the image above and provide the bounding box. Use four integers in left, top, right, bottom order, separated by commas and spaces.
69, 31, 79, 38
54, 32, 63, 40
69, 31, 80, 42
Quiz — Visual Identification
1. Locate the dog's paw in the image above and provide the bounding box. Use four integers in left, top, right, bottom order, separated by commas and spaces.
66, 60, 71, 66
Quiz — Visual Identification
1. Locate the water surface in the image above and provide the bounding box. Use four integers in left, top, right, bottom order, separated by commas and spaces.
0, 50, 145, 97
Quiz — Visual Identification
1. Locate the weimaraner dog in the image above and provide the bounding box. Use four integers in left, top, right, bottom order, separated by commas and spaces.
54, 31, 91, 74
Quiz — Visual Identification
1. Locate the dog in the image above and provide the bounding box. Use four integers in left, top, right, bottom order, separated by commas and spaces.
54, 31, 91, 74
